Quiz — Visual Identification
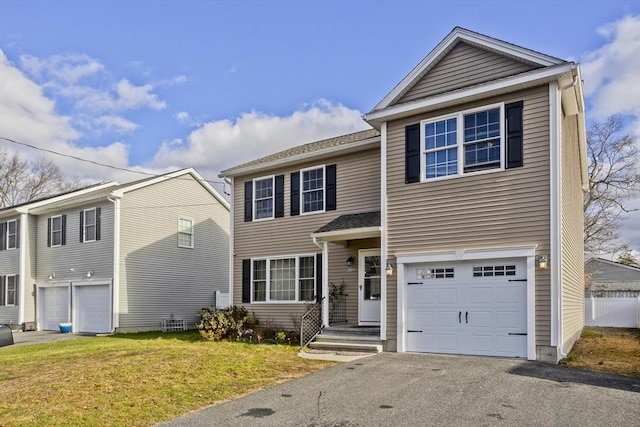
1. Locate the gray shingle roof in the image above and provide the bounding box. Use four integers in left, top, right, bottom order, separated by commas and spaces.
220, 129, 380, 176
314, 211, 381, 234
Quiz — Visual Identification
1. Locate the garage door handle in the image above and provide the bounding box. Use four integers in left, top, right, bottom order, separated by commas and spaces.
508, 333, 527, 336
407, 282, 422, 286
408, 330, 423, 333
465, 311, 468, 324
458, 311, 461, 323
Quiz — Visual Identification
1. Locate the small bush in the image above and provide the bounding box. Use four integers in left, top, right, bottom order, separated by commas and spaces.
196, 306, 248, 341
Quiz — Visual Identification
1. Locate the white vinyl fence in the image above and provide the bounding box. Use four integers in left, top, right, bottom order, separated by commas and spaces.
584, 297, 640, 328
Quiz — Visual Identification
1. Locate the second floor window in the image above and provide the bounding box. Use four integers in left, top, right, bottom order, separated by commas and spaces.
254, 176, 274, 220
51, 215, 63, 247
178, 217, 194, 248
83, 208, 96, 242
6, 220, 17, 250
301, 166, 325, 213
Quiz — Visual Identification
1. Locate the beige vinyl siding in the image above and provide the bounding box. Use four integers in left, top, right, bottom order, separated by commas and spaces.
560, 113, 585, 351
397, 42, 539, 104
233, 147, 381, 330
36, 203, 115, 284
386, 85, 552, 345
118, 175, 229, 332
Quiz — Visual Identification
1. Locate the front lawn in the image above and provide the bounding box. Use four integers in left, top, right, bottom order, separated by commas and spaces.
0, 331, 335, 426
561, 327, 640, 378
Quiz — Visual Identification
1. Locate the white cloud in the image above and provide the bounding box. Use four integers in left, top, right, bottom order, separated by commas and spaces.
175, 111, 190, 124
581, 15, 640, 135
94, 115, 139, 133
20, 53, 104, 84
151, 99, 370, 179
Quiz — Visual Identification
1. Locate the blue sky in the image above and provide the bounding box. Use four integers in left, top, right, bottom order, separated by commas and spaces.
0, 0, 639, 251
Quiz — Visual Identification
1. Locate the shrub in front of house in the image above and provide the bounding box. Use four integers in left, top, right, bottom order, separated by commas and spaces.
196, 306, 248, 341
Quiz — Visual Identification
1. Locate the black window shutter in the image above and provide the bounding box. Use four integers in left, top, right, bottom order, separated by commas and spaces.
315, 253, 323, 303
326, 164, 337, 211
244, 181, 253, 222
242, 259, 251, 303
15, 219, 20, 249
290, 172, 300, 216
505, 101, 524, 169
14, 275, 19, 305
405, 123, 421, 183
96, 207, 101, 241
61, 214, 67, 246
47, 218, 51, 247
0, 222, 5, 251
79, 211, 84, 243
274, 175, 284, 218
0, 276, 4, 306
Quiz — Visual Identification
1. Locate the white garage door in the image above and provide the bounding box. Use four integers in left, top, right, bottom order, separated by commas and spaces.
74, 285, 111, 333
40, 286, 70, 331
406, 259, 527, 358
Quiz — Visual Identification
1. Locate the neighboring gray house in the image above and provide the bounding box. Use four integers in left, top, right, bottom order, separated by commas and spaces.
585, 257, 640, 297
0, 168, 230, 333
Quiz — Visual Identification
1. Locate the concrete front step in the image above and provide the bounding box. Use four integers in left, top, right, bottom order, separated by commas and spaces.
323, 326, 380, 337
308, 340, 382, 353
315, 334, 382, 345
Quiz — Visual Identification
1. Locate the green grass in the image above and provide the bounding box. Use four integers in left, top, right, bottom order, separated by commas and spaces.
0, 331, 336, 426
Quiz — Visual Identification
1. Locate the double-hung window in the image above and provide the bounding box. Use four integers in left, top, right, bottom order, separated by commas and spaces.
6, 220, 17, 250
252, 255, 315, 302
301, 166, 325, 214
178, 217, 194, 248
422, 103, 504, 181
253, 176, 274, 220
4, 275, 16, 306
51, 215, 63, 247
83, 208, 96, 242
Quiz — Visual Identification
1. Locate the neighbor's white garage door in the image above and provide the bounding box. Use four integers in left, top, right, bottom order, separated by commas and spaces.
40, 286, 70, 331
74, 284, 111, 333
406, 259, 527, 358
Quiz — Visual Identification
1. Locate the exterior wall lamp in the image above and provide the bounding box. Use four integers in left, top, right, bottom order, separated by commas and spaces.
346, 256, 355, 272
48, 273, 56, 280
86, 271, 94, 278
538, 255, 549, 269
385, 263, 395, 276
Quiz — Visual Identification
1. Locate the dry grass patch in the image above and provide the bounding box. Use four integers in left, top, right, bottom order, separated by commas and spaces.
562, 327, 640, 378
0, 331, 335, 426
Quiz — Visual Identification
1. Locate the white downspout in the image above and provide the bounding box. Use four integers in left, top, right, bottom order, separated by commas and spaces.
312, 236, 329, 326
380, 121, 387, 342
107, 195, 122, 333
225, 177, 234, 307
18, 212, 27, 325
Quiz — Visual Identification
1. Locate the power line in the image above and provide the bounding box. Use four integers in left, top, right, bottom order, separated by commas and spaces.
0, 136, 228, 190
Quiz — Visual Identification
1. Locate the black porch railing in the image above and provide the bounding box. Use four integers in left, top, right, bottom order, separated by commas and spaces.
329, 294, 348, 323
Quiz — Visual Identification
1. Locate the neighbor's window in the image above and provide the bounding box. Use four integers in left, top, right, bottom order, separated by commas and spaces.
83, 208, 97, 242
253, 176, 274, 220
5, 275, 16, 306
7, 219, 17, 250
51, 215, 63, 247
252, 255, 315, 302
301, 166, 325, 213
178, 217, 194, 248
422, 104, 504, 181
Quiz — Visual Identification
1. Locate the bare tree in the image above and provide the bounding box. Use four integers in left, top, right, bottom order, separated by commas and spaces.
584, 116, 640, 253
0, 149, 83, 208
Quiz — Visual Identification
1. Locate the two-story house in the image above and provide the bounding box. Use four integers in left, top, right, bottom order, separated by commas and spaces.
221, 27, 586, 363
0, 168, 230, 333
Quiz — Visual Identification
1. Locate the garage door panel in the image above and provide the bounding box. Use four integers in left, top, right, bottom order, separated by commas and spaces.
406, 259, 527, 358
41, 287, 70, 331
74, 285, 111, 334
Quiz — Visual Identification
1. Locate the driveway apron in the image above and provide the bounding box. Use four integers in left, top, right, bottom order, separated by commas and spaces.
160, 352, 640, 427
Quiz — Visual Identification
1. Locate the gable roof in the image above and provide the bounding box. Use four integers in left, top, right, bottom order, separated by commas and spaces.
219, 129, 380, 178
372, 26, 566, 112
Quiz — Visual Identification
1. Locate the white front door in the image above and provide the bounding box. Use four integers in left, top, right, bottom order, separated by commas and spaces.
358, 249, 381, 325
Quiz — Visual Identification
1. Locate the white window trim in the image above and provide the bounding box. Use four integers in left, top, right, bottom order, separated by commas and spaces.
83, 208, 97, 243
177, 217, 194, 249
420, 102, 505, 183
5, 274, 17, 306
6, 219, 17, 250
250, 254, 316, 304
252, 175, 275, 221
300, 164, 326, 215
50, 215, 63, 248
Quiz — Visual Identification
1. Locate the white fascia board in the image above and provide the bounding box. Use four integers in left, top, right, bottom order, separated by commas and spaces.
0, 182, 119, 218
374, 27, 564, 111
366, 63, 576, 125
219, 137, 380, 178
310, 226, 382, 242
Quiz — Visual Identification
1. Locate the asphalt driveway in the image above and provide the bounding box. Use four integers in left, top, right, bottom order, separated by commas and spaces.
161, 352, 640, 427
9, 330, 93, 346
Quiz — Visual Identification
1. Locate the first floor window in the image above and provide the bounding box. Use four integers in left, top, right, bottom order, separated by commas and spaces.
7, 219, 17, 249
1, 275, 17, 306
51, 215, 63, 247
252, 255, 315, 302
178, 217, 194, 248
254, 177, 274, 220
